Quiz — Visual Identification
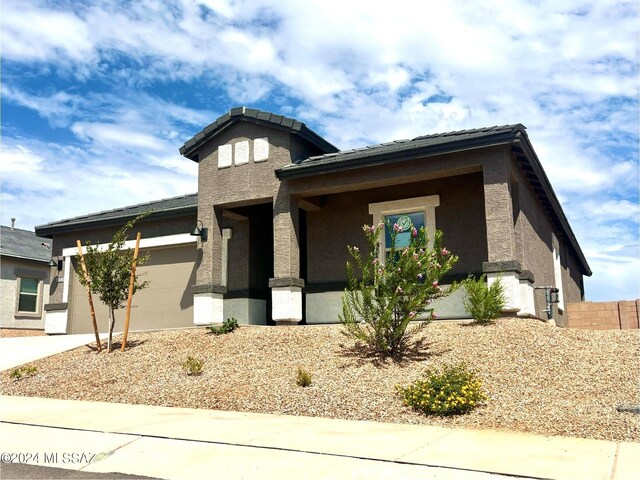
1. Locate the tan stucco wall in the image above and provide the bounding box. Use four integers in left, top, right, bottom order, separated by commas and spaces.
1, 256, 50, 329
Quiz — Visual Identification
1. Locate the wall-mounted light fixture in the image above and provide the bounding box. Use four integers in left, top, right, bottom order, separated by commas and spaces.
49, 256, 64, 283
190, 220, 208, 241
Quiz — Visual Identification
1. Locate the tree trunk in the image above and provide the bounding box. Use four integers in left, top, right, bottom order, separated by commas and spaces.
108, 307, 116, 352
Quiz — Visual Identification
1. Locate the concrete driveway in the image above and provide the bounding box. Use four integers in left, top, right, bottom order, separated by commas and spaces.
0, 334, 106, 372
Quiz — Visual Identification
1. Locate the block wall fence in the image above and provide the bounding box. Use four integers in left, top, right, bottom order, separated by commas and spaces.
566, 300, 639, 330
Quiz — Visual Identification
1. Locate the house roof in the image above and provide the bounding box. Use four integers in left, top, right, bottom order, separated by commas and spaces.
179, 106, 339, 161
276, 124, 525, 178
0, 225, 52, 263
275, 123, 591, 277
35, 194, 198, 237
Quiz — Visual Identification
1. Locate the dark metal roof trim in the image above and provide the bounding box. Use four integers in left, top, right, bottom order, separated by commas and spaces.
276, 126, 523, 179
179, 107, 338, 161
35, 194, 198, 237
512, 132, 591, 276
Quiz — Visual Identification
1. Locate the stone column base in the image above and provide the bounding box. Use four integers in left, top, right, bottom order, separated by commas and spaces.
44, 303, 69, 334
192, 284, 227, 325
269, 278, 304, 325
483, 261, 536, 317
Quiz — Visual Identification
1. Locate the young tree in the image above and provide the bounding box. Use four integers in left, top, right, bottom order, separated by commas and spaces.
340, 221, 458, 358
76, 217, 149, 352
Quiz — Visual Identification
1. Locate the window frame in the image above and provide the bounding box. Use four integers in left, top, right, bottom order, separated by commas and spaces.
14, 268, 46, 319
368, 195, 440, 263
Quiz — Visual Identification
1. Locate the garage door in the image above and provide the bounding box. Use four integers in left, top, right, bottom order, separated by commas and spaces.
69, 244, 196, 334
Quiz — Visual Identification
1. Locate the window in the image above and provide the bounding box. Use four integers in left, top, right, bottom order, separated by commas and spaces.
369, 196, 440, 260
14, 268, 46, 318
383, 211, 425, 254
18, 277, 39, 313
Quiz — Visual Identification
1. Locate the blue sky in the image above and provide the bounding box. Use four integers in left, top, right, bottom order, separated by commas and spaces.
1, 0, 638, 301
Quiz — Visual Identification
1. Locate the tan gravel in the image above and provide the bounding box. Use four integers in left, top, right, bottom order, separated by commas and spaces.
1, 318, 638, 442
0, 329, 47, 338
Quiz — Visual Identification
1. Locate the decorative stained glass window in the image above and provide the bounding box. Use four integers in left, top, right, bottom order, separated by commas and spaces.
384, 211, 425, 251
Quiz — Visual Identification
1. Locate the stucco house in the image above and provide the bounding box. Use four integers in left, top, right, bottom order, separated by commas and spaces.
1, 223, 52, 330
37, 107, 590, 334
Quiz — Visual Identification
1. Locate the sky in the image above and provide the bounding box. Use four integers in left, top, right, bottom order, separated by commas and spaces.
1, 0, 638, 302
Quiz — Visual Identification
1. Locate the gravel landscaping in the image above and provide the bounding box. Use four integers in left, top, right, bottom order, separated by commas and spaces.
1, 318, 638, 442
0, 329, 47, 338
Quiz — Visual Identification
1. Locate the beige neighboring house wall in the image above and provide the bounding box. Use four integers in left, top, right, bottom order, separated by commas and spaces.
0, 226, 52, 330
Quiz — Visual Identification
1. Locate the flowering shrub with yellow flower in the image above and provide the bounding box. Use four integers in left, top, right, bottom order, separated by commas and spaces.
397, 363, 486, 415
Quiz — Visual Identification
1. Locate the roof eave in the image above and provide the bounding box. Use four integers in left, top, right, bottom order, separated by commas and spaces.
275, 131, 518, 180
35, 205, 198, 238
513, 133, 592, 276
0, 253, 51, 263
180, 115, 338, 163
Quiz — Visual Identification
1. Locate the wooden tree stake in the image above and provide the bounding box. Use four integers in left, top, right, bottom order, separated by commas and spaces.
77, 241, 101, 353
121, 232, 142, 352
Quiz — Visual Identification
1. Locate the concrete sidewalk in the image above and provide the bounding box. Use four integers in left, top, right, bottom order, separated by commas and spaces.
1, 396, 637, 480
0, 334, 107, 372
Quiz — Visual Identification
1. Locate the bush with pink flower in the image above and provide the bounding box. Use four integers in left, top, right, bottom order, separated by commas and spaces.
340, 221, 459, 357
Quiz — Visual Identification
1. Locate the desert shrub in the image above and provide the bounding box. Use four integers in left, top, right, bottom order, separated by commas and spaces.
10, 365, 38, 381
208, 318, 239, 335
397, 363, 486, 416
182, 356, 204, 376
295, 367, 312, 387
340, 221, 458, 357
463, 275, 506, 324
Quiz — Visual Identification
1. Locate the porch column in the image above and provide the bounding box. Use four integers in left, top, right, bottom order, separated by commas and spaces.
270, 187, 304, 325
482, 152, 534, 315
192, 206, 226, 325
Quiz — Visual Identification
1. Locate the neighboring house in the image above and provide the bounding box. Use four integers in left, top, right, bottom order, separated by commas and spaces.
37, 107, 591, 334
1, 223, 52, 330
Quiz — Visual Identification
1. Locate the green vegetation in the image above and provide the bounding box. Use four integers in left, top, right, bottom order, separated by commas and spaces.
397, 363, 486, 416
182, 356, 204, 376
463, 275, 506, 324
295, 367, 312, 387
76, 214, 150, 351
10, 364, 38, 381
208, 318, 239, 335
340, 221, 458, 357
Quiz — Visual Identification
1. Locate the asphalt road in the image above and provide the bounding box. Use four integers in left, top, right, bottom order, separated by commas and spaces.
1, 463, 158, 480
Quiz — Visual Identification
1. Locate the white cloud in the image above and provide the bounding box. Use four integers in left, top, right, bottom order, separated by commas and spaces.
0, 138, 197, 230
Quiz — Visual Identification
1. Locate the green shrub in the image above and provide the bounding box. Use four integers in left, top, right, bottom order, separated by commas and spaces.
10, 365, 38, 381
340, 221, 458, 357
397, 363, 486, 416
208, 318, 239, 335
182, 356, 204, 376
295, 367, 312, 387
463, 275, 506, 324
